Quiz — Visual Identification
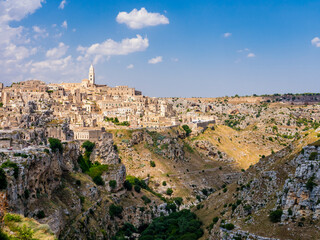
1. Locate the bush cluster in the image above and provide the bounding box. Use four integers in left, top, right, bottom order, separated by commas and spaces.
48, 138, 63, 153
139, 209, 203, 240
77, 141, 109, 186
269, 209, 283, 223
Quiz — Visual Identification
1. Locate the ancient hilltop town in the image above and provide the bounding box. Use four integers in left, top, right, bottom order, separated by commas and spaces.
0, 65, 214, 145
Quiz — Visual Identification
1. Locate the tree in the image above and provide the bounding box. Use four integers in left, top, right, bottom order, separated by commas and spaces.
109, 180, 117, 189
134, 185, 141, 193
0, 168, 7, 190
48, 138, 63, 153
139, 209, 203, 240
82, 141, 95, 153
166, 188, 173, 196
150, 161, 156, 167
109, 204, 123, 218
269, 209, 283, 223
124, 180, 132, 191
182, 125, 192, 136
93, 175, 104, 186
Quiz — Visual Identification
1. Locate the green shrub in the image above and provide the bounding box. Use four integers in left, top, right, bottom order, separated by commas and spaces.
269, 209, 283, 223
174, 197, 183, 206
150, 161, 156, 167
141, 195, 151, 204
92, 175, 103, 186
182, 125, 192, 136
162, 181, 167, 186
16, 224, 34, 240
220, 223, 235, 230
139, 209, 203, 240
48, 138, 63, 153
36, 210, 45, 219
4, 213, 22, 222
123, 180, 132, 191
109, 204, 123, 218
87, 164, 109, 181
134, 185, 141, 193
109, 180, 117, 189
1, 161, 19, 179
82, 141, 95, 152
309, 152, 318, 160
306, 176, 317, 191
166, 202, 177, 212
212, 216, 219, 224
0, 168, 7, 190
166, 188, 173, 196
0, 229, 9, 240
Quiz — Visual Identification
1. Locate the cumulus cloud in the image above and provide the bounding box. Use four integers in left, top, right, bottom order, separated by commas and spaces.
116, 7, 169, 29
4, 43, 37, 61
32, 25, 48, 38
59, 0, 67, 9
247, 53, 255, 58
311, 37, 320, 47
127, 64, 134, 69
77, 34, 149, 64
31, 55, 72, 73
0, 0, 44, 45
0, 0, 44, 82
224, 32, 232, 38
46, 42, 69, 59
61, 20, 68, 29
148, 56, 162, 64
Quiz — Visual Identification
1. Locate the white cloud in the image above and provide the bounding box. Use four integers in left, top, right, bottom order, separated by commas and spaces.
32, 25, 48, 38
59, 0, 67, 9
237, 48, 249, 53
247, 53, 255, 58
311, 37, 320, 47
224, 32, 232, 38
78, 34, 149, 64
171, 58, 179, 62
0, 0, 44, 23
3, 43, 37, 61
127, 64, 134, 69
0, 0, 44, 45
0, 0, 86, 84
46, 42, 69, 59
61, 20, 68, 29
116, 7, 169, 29
148, 56, 162, 64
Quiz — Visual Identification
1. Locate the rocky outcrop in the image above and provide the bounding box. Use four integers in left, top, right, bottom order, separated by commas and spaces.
215, 228, 279, 240
102, 164, 126, 192
279, 145, 320, 221
2, 142, 80, 215
90, 138, 120, 165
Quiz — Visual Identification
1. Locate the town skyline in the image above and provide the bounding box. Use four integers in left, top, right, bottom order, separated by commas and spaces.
1, 0, 320, 97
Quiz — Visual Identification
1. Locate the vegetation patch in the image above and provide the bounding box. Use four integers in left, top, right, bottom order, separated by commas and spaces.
48, 138, 63, 153
139, 209, 203, 240
77, 141, 109, 186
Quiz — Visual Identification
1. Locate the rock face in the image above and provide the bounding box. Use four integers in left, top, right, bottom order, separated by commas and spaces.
1, 138, 168, 239
216, 228, 279, 240
90, 138, 120, 165
3, 142, 80, 215
194, 140, 234, 162
279, 145, 320, 221
127, 130, 186, 161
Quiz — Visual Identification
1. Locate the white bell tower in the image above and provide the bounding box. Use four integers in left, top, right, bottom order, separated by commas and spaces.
89, 64, 95, 85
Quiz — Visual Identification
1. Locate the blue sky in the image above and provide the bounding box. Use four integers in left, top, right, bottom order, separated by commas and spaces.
1, 0, 320, 97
